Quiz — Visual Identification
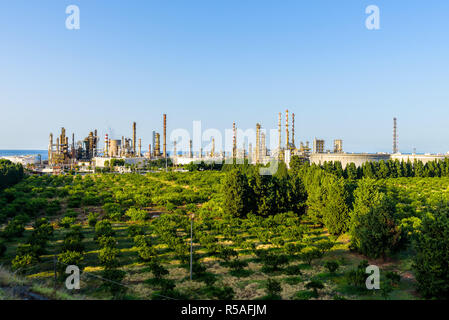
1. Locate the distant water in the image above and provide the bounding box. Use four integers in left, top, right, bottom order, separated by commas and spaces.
0, 150, 48, 161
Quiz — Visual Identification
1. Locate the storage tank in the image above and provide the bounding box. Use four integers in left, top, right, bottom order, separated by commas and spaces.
109, 140, 121, 157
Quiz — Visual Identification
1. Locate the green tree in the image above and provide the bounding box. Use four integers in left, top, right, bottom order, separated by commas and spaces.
322, 176, 350, 235
413, 205, 449, 299
222, 169, 253, 218
345, 163, 358, 180
351, 200, 402, 259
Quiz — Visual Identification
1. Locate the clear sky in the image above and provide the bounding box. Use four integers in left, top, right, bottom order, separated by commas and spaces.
1, 0, 449, 154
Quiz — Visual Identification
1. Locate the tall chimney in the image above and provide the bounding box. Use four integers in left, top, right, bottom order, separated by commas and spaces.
163, 114, 167, 158
292, 113, 295, 147
105, 134, 109, 157
278, 112, 282, 150
211, 138, 215, 157
138, 138, 141, 157
132, 122, 136, 156
256, 123, 261, 164
49, 133, 53, 164
232, 122, 237, 160
148, 144, 152, 159
285, 109, 289, 149
174, 140, 177, 159
189, 139, 193, 158
393, 117, 398, 154
155, 133, 161, 156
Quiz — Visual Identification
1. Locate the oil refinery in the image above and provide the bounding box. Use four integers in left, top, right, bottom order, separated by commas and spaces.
11, 112, 444, 174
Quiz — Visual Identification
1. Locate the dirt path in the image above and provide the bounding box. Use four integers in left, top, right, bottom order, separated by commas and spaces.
1, 285, 49, 300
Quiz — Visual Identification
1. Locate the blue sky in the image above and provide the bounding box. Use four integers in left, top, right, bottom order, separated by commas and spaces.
1, 0, 449, 153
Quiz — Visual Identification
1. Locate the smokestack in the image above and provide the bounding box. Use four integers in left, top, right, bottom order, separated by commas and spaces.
121, 136, 124, 156
256, 123, 261, 164
132, 122, 136, 156
286, 109, 289, 149
105, 134, 109, 157
155, 133, 161, 156
278, 112, 282, 150
163, 114, 167, 158
138, 138, 141, 157
189, 139, 193, 158
148, 144, 152, 159
249, 143, 252, 163
49, 133, 53, 164
292, 113, 295, 147
232, 122, 237, 160
174, 140, 177, 159
211, 138, 215, 157
393, 117, 398, 154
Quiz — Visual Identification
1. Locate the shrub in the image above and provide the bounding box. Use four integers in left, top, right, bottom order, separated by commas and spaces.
58, 250, 84, 267
101, 269, 127, 299
346, 260, 369, 288
217, 247, 238, 263
305, 280, 324, 295
148, 261, 169, 279
59, 216, 76, 228
413, 207, 449, 299
88, 212, 99, 227
2, 218, 25, 239
294, 290, 318, 300
127, 225, 145, 237
284, 264, 303, 275
261, 254, 289, 272
133, 235, 152, 248
125, 207, 148, 221
324, 261, 339, 273
11, 254, 35, 271
95, 220, 115, 239
137, 244, 157, 262
98, 246, 120, 268
300, 247, 322, 265
265, 278, 282, 298
62, 236, 85, 253
103, 203, 123, 220
98, 236, 118, 249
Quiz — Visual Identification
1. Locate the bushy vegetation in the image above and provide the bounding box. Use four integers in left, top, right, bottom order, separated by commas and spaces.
0, 159, 448, 300
0, 159, 24, 191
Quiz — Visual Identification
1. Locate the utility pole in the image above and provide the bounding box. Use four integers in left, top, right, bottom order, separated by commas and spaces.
190, 213, 194, 281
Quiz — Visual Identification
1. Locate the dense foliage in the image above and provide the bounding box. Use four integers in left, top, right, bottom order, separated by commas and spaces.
0, 159, 24, 190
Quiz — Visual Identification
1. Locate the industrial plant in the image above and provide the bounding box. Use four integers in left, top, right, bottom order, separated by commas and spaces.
6, 112, 444, 174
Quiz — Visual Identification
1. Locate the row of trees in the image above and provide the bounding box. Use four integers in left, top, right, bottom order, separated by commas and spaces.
222, 166, 307, 218
290, 155, 449, 180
